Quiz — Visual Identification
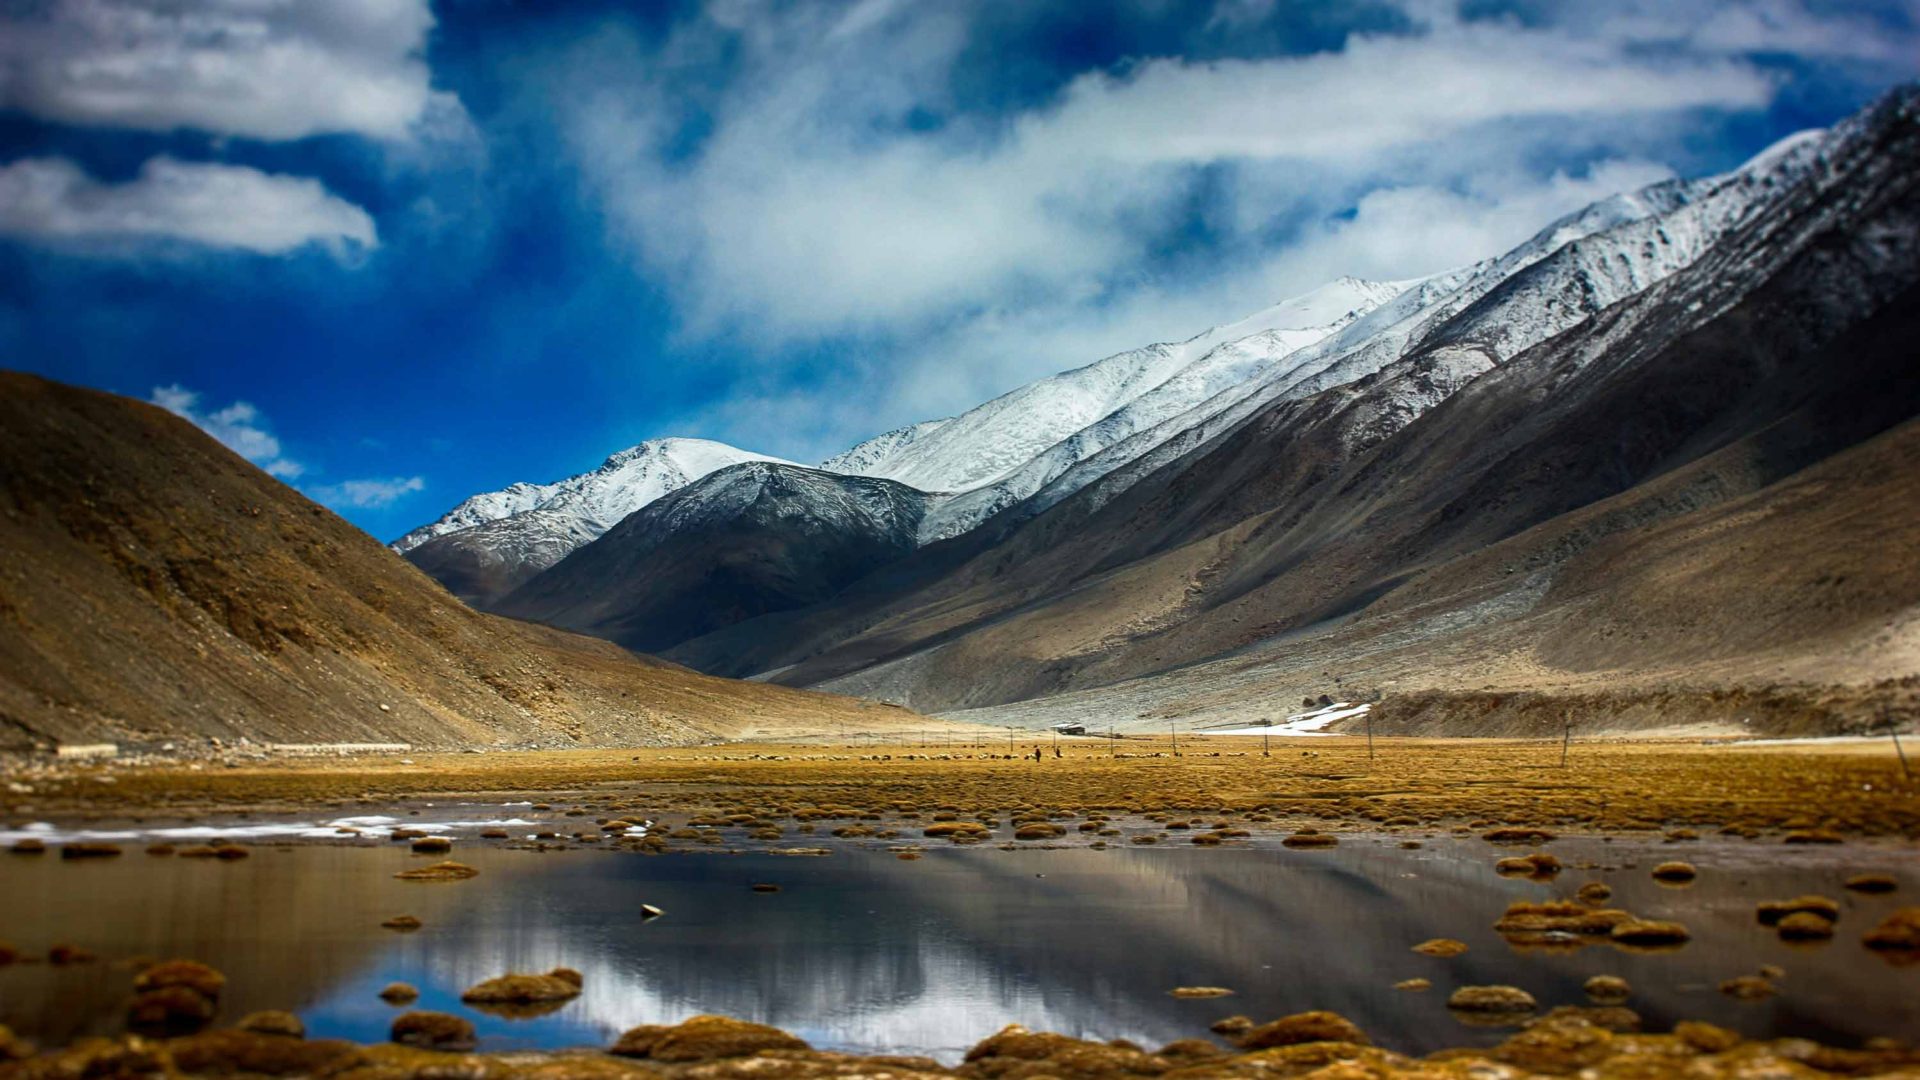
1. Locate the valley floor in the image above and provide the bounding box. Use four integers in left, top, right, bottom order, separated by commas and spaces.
9, 735, 1917, 840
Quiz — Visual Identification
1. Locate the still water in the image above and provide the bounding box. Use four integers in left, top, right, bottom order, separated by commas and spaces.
1, 830, 1914, 1060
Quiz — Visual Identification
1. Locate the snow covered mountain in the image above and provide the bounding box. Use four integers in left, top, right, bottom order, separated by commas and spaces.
398, 97, 1886, 663
908, 277, 1413, 539
819, 419, 951, 475
396, 438, 792, 606
656, 86, 1920, 724
834, 276, 1408, 502
495, 463, 934, 653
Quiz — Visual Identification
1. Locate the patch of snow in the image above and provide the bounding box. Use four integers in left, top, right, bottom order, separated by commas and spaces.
1197, 702, 1371, 737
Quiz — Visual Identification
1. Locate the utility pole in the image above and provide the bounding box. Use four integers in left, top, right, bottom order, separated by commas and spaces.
1365, 707, 1375, 761
1560, 714, 1572, 768
1170, 719, 1178, 756
1110, 723, 1116, 757
1887, 708, 1913, 784
1262, 724, 1270, 758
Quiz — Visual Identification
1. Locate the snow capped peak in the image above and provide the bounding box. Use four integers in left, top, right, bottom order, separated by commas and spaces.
838, 276, 1413, 496
598, 436, 765, 474
821, 419, 952, 476
1738, 128, 1828, 178
392, 436, 791, 554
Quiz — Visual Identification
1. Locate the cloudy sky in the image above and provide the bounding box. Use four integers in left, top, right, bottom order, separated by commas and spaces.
3, 0, 1916, 539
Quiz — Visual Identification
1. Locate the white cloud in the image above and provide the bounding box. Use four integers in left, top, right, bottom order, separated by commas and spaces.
1250, 159, 1683, 296
0, 0, 451, 141
562, 4, 1780, 349
148, 383, 425, 511
0, 157, 377, 258
306, 476, 427, 509
148, 384, 304, 478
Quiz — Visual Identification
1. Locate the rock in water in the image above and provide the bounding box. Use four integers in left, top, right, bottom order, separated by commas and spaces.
390, 1011, 475, 1051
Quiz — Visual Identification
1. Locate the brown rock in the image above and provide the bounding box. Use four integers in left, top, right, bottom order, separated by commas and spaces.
1583, 975, 1630, 1002
1863, 907, 1920, 951
1610, 919, 1690, 945
461, 967, 584, 1004
377, 982, 419, 1004
167, 1030, 361, 1076
1209, 1016, 1254, 1036
1447, 985, 1537, 1013
1496, 852, 1561, 877
380, 915, 422, 931
1651, 861, 1697, 882
1167, 986, 1233, 998
1393, 978, 1431, 992
135, 959, 227, 999
1675, 1021, 1742, 1053
393, 860, 478, 880
410, 836, 452, 854
1482, 827, 1555, 844
390, 1010, 475, 1051
127, 987, 216, 1035
1844, 872, 1898, 894
1412, 938, 1468, 957
1236, 1010, 1368, 1049
236, 1010, 305, 1038
59, 842, 123, 859
1495, 901, 1632, 936
1720, 975, 1777, 1000
1778, 911, 1836, 940
1533, 1005, 1640, 1032
1493, 1017, 1614, 1071
610, 1014, 809, 1061
1757, 895, 1840, 925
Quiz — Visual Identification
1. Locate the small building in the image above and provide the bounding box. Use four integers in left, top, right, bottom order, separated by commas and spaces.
1051, 722, 1087, 736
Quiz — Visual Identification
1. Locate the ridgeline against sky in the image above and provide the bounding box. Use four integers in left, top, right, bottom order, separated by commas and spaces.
3, 0, 1916, 541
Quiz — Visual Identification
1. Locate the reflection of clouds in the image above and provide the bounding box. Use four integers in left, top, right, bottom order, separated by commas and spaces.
396, 924, 1104, 1058
6, 834, 1914, 1062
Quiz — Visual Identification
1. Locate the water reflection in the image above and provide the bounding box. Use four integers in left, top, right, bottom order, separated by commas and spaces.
0, 838, 1913, 1060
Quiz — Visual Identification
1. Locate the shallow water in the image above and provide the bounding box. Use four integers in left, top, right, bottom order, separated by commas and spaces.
1, 827, 1915, 1060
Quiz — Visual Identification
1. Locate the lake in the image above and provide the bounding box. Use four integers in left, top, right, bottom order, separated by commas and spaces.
2, 813, 1914, 1060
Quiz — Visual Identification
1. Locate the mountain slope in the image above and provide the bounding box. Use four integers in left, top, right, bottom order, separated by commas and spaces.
0, 374, 911, 751
399, 438, 793, 607
849, 277, 1408, 505
668, 88, 1920, 733
495, 463, 935, 654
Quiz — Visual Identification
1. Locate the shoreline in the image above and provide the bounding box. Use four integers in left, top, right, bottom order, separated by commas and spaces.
6, 1000, 1920, 1078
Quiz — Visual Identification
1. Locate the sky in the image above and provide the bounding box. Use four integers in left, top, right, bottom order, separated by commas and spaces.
2, 0, 1916, 542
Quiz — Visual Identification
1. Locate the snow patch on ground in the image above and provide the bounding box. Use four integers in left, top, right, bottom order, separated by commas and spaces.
1197, 702, 1371, 737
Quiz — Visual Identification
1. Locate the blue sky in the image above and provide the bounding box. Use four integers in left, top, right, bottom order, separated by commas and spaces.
2, 0, 1916, 542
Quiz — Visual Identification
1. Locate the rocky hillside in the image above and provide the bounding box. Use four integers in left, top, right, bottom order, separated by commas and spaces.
0, 374, 913, 751
495, 463, 934, 654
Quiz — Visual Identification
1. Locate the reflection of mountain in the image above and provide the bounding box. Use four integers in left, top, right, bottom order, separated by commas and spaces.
3, 842, 1911, 1058
0, 846, 523, 1044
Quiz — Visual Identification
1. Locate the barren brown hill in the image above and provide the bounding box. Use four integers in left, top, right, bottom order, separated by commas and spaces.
0, 373, 915, 751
